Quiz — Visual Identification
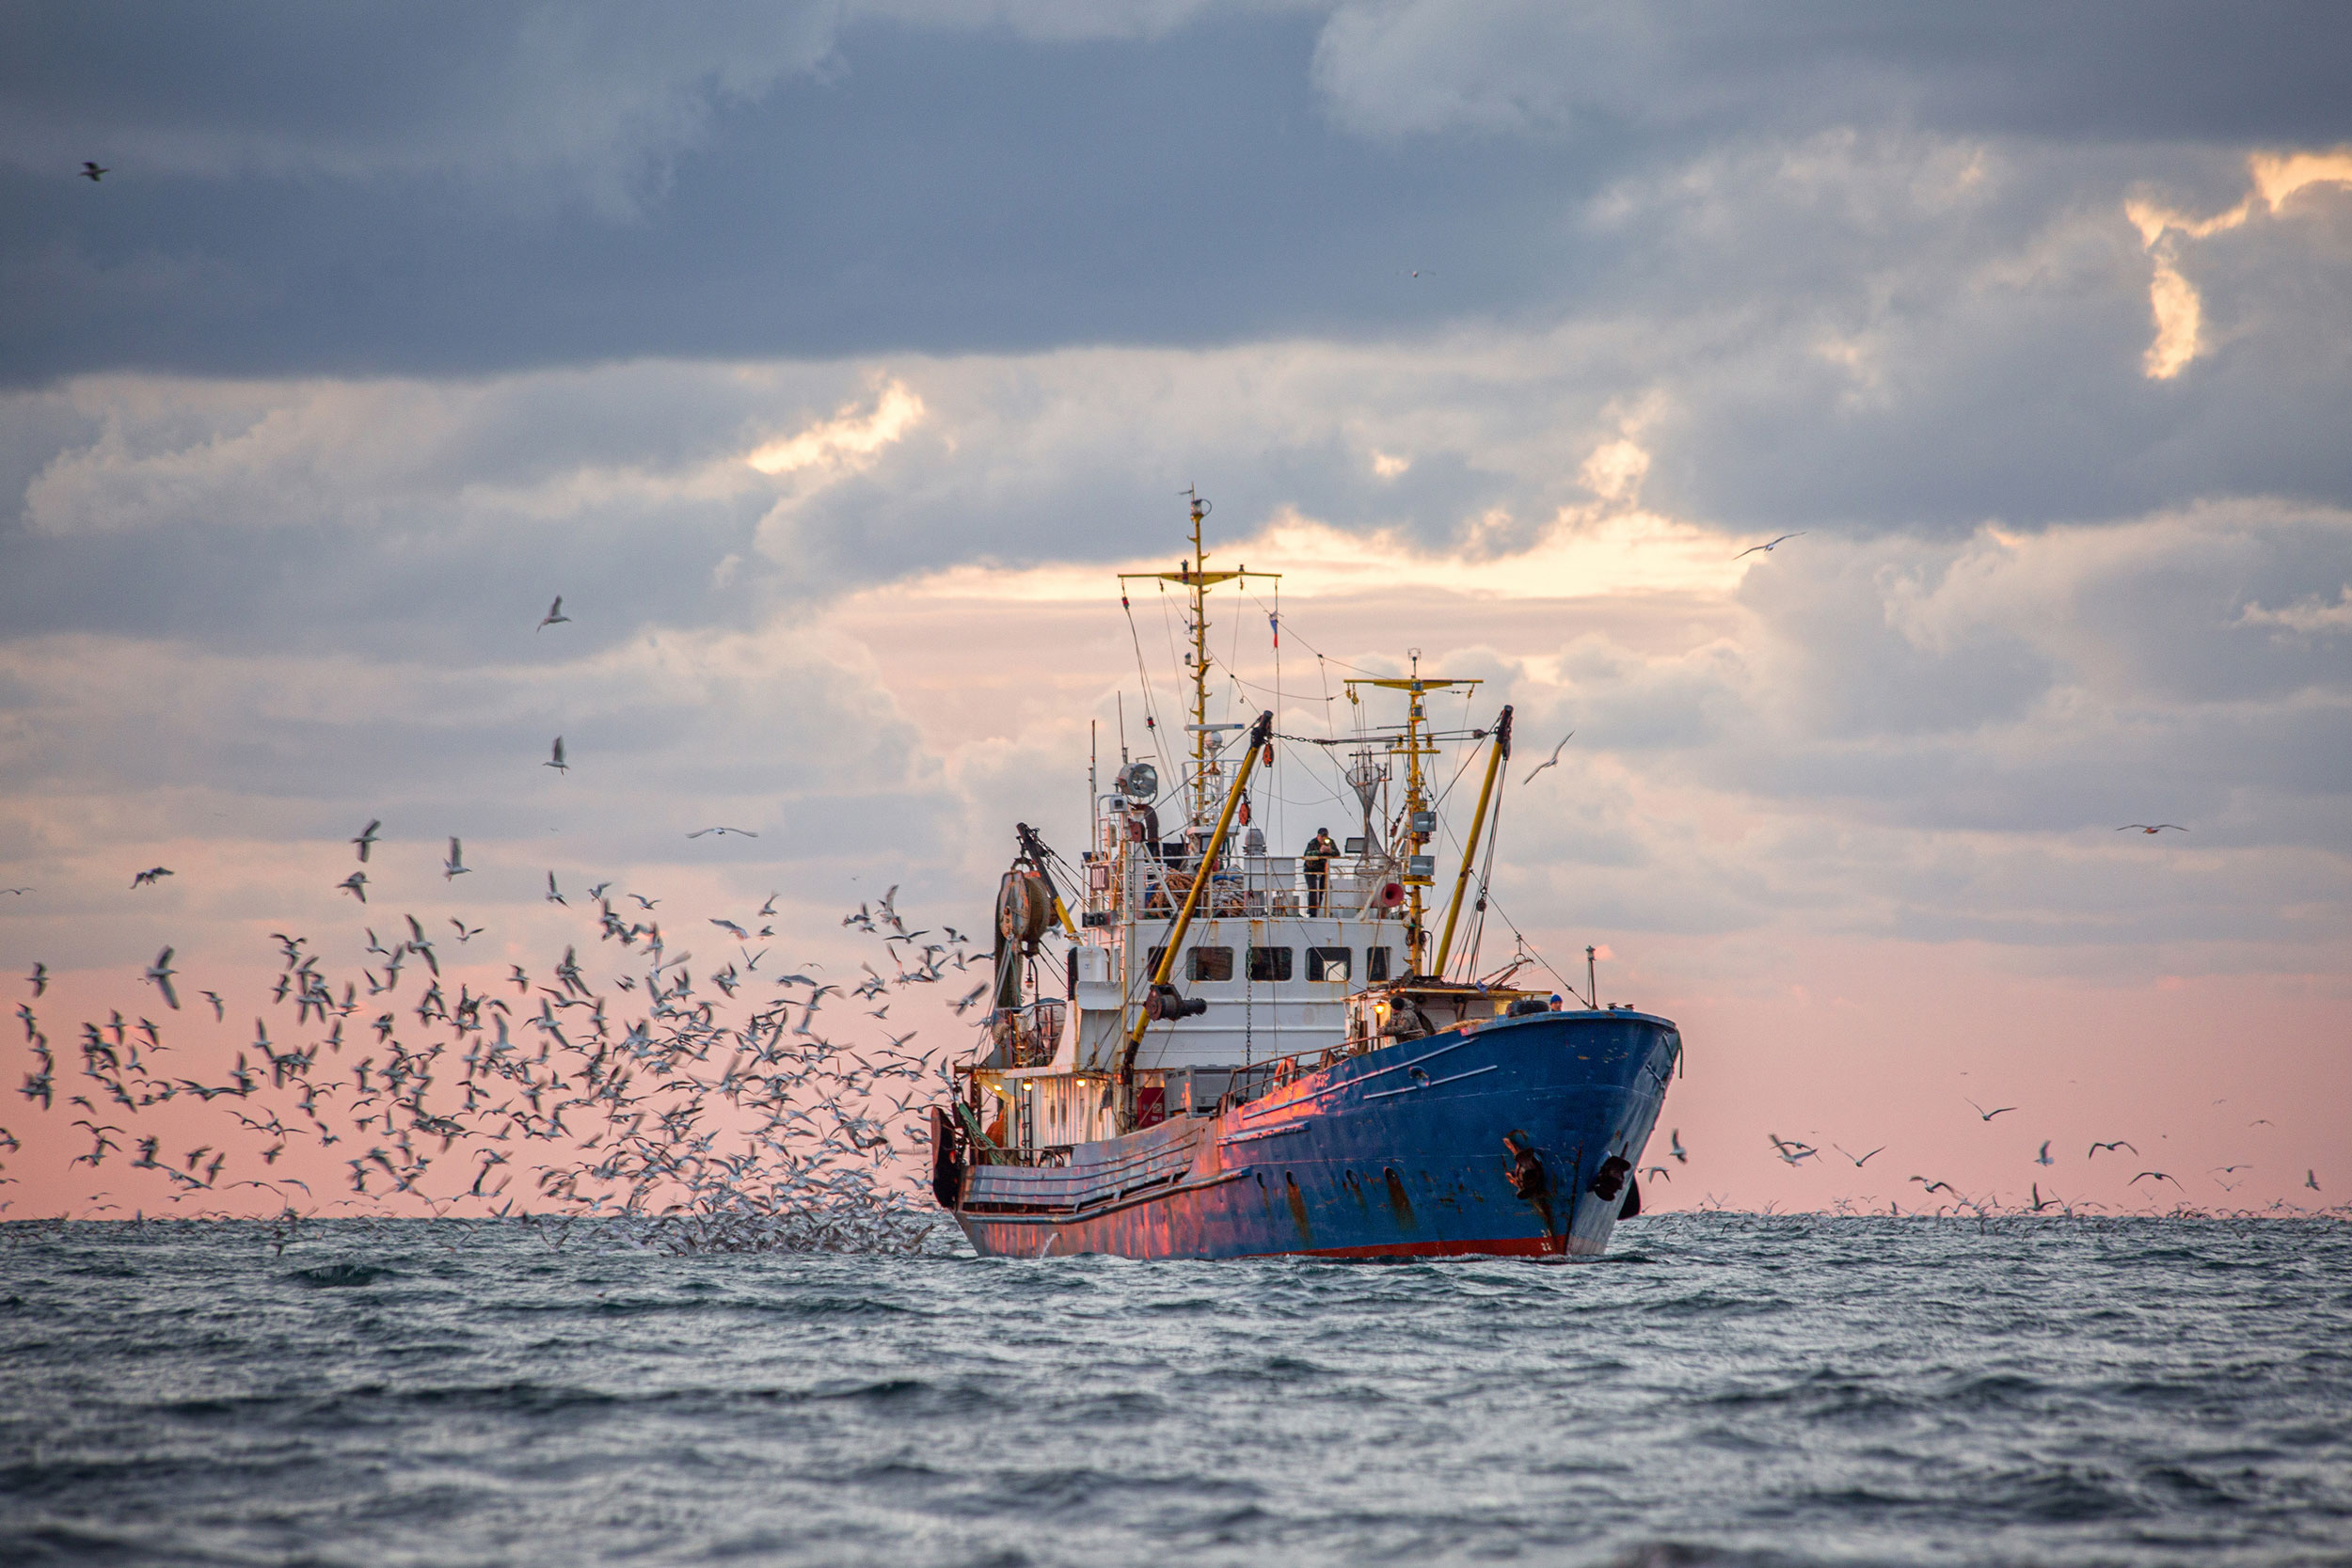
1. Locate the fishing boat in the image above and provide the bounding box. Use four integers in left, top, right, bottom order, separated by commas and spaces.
928, 495, 1681, 1259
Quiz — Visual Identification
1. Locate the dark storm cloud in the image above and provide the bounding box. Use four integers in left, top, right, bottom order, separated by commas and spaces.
7, 1, 2344, 385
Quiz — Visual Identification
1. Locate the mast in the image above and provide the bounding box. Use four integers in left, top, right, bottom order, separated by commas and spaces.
1119, 491, 1277, 830
1345, 654, 1481, 974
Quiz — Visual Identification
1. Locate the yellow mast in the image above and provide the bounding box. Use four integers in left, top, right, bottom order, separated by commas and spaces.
1346, 653, 1480, 974
1119, 491, 1277, 828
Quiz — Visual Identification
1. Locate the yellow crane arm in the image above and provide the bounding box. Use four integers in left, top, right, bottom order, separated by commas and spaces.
1434, 705, 1511, 977
1116, 708, 1274, 1128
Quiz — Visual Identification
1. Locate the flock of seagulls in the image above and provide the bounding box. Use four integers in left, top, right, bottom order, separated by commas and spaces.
1736, 1095, 2323, 1215
6, 846, 980, 1244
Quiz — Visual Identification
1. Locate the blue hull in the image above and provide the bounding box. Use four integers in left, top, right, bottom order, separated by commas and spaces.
950, 1010, 1680, 1261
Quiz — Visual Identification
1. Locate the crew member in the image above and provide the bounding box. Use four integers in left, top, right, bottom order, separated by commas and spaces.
1304, 827, 1339, 915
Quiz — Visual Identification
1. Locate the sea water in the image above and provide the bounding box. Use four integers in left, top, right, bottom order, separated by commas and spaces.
3, 1215, 2346, 1566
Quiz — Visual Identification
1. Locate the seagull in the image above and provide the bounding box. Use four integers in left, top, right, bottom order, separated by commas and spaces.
2027, 1182, 2057, 1212
337, 872, 368, 903
1767, 1133, 1818, 1164
1965, 1099, 2016, 1121
1734, 532, 1804, 561
2116, 824, 2186, 834
2089, 1140, 2137, 1158
24, 964, 44, 997
450, 919, 482, 942
545, 736, 567, 773
352, 819, 381, 862
2308, 1170, 2322, 1192
687, 827, 758, 838
710, 919, 749, 939
199, 990, 223, 1021
545, 872, 566, 907
2035, 1141, 2055, 1166
1910, 1176, 1956, 1196
1833, 1144, 1885, 1166
131, 867, 174, 888
537, 595, 569, 631
2131, 1171, 2179, 1187
82, 162, 108, 182
1669, 1129, 1688, 1164
143, 948, 179, 1011
628, 894, 659, 911
1, 887, 31, 895
1520, 731, 1574, 785
444, 837, 469, 879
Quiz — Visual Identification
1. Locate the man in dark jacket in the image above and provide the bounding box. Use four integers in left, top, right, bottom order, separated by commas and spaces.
1303, 827, 1339, 915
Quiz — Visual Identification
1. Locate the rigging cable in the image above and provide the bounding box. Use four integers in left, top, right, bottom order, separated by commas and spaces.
1119, 585, 1169, 771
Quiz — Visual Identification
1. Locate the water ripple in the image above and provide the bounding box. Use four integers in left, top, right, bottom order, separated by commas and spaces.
1, 1214, 2347, 1567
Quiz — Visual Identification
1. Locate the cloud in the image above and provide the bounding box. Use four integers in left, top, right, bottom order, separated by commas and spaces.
0, 1, 844, 214
2239, 585, 2352, 635
747, 379, 925, 476
2126, 144, 2352, 378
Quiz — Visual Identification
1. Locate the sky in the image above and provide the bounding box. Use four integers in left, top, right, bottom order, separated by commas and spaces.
3, 0, 2349, 1219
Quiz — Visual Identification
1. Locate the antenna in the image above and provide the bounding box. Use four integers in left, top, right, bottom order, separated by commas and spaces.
1120, 494, 1277, 833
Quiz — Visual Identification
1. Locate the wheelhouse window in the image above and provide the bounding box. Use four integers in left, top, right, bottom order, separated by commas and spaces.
1187, 946, 1233, 982
1366, 946, 1392, 982
1307, 946, 1351, 982
1248, 945, 1293, 982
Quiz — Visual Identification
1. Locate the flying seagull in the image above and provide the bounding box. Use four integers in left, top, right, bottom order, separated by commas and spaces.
451, 918, 482, 942
28, 963, 48, 996
545, 736, 567, 773
2035, 1141, 2055, 1166
1833, 1144, 1885, 1166
537, 595, 569, 632
2117, 824, 2186, 834
545, 871, 566, 906
2131, 1170, 2179, 1187
2, 887, 31, 895
2089, 1140, 2137, 1158
1521, 731, 1574, 785
131, 867, 173, 888
352, 819, 381, 862
143, 948, 179, 1011
1965, 1099, 2016, 1121
443, 837, 469, 879
687, 827, 758, 838
2308, 1169, 2322, 1192
1669, 1129, 1688, 1164
82, 162, 108, 182
336, 871, 368, 903
1734, 531, 1804, 560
